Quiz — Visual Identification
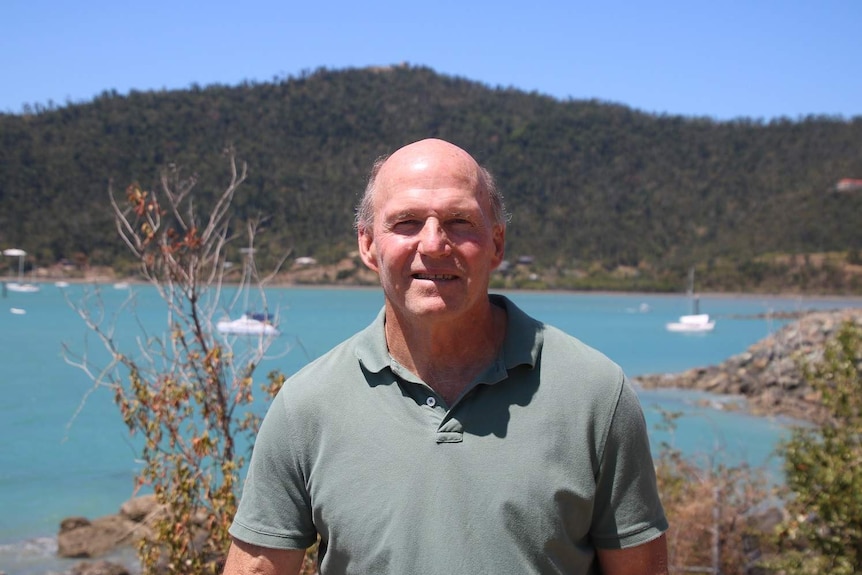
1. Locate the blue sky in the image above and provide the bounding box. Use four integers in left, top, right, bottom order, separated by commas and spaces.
2, 0, 860, 120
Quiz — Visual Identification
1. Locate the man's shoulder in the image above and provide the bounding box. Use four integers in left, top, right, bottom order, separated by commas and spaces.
278, 310, 386, 401
542, 323, 621, 370
534, 323, 627, 408
288, 329, 368, 385
494, 293, 623, 381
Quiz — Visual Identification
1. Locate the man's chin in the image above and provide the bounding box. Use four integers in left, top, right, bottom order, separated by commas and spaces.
403, 293, 461, 316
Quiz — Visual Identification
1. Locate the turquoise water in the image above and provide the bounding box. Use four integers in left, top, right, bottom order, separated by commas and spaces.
1, 283, 859, 572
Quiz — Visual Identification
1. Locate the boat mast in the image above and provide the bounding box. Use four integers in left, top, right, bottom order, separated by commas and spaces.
688, 267, 700, 315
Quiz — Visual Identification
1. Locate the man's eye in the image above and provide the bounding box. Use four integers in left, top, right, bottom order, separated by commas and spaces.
392, 220, 421, 232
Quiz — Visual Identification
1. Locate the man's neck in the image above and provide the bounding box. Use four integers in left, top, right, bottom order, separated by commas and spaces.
384, 301, 507, 404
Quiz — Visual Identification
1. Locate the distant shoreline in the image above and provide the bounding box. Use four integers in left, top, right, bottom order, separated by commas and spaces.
9, 274, 862, 303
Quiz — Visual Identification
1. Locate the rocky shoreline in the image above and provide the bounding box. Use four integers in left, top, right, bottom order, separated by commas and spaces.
634, 308, 862, 423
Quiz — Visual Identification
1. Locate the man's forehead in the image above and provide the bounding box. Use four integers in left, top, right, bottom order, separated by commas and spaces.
370, 139, 489, 219
381, 169, 477, 193
380, 187, 481, 211
381, 157, 476, 186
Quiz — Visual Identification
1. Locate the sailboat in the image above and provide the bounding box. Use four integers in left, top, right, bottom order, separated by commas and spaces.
3, 248, 41, 293
666, 268, 715, 333
216, 312, 280, 336
216, 247, 280, 336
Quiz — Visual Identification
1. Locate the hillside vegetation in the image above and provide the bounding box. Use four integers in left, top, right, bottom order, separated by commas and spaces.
2, 65, 861, 293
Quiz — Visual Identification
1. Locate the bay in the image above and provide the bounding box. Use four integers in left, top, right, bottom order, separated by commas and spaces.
1, 283, 860, 573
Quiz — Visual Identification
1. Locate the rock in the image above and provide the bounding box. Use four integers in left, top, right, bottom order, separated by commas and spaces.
70, 560, 131, 575
58, 495, 160, 559
60, 517, 92, 531
119, 493, 160, 522
58, 514, 140, 558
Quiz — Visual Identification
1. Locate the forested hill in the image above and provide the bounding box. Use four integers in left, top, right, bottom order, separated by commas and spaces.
2, 65, 862, 293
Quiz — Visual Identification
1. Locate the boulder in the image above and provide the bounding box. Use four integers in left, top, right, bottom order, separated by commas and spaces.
119, 494, 159, 522
58, 514, 141, 558
58, 495, 160, 559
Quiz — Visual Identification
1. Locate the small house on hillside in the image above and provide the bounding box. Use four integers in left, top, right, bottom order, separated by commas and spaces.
835, 178, 862, 193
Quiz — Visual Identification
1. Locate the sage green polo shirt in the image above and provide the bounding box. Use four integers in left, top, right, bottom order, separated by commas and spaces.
230, 295, 667, 574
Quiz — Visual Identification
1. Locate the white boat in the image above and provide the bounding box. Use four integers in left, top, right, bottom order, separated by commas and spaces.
217, 312, 280, 336
666, 268, 715, 333
6, 282, 41, 293
217, 245, 280, 336
3, 248, 41, 293
666, 312, 715, 333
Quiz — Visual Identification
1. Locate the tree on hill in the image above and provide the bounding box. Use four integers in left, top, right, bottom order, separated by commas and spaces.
2, 65, 861, 293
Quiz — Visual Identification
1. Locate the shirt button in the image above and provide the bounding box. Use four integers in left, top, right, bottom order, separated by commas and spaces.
425, 397, 437, 407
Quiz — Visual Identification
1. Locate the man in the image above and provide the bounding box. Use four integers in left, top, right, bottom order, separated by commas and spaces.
223, 138, 669, 574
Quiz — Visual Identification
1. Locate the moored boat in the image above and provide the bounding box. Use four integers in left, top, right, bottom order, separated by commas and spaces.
3, 248, 40, 293
666, 268, 715, 333
666, 312, 715, 332
216, 312, 280, 336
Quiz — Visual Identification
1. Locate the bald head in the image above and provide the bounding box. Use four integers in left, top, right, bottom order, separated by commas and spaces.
355, 139, 509, 233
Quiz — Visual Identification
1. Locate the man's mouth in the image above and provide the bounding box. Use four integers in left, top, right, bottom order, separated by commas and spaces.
412, 273, 456, 280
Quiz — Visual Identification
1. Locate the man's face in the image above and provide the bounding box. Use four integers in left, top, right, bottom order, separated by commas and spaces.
358, 142, 505, 321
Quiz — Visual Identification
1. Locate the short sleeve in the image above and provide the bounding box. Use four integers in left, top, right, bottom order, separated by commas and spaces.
229, 391, 318, 550
590, 377, 668, 549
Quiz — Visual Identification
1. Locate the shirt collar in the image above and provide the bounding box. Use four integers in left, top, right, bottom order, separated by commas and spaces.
354, 294, 543, 375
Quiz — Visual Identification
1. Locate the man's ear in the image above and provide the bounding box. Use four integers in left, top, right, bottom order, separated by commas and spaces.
490, 224, 506, 269
358, 228, 379, 273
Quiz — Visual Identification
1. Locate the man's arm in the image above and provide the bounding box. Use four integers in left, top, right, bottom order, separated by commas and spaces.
222, 538, 307, 575
596, 533, 669, 575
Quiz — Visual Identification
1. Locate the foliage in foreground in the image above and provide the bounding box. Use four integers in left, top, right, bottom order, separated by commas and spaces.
66, 153, 288, 574
768, 320, 862, 574
653, 411, 775, 575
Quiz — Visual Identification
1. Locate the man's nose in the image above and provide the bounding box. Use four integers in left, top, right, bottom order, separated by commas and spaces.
417, 220, 450, 256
